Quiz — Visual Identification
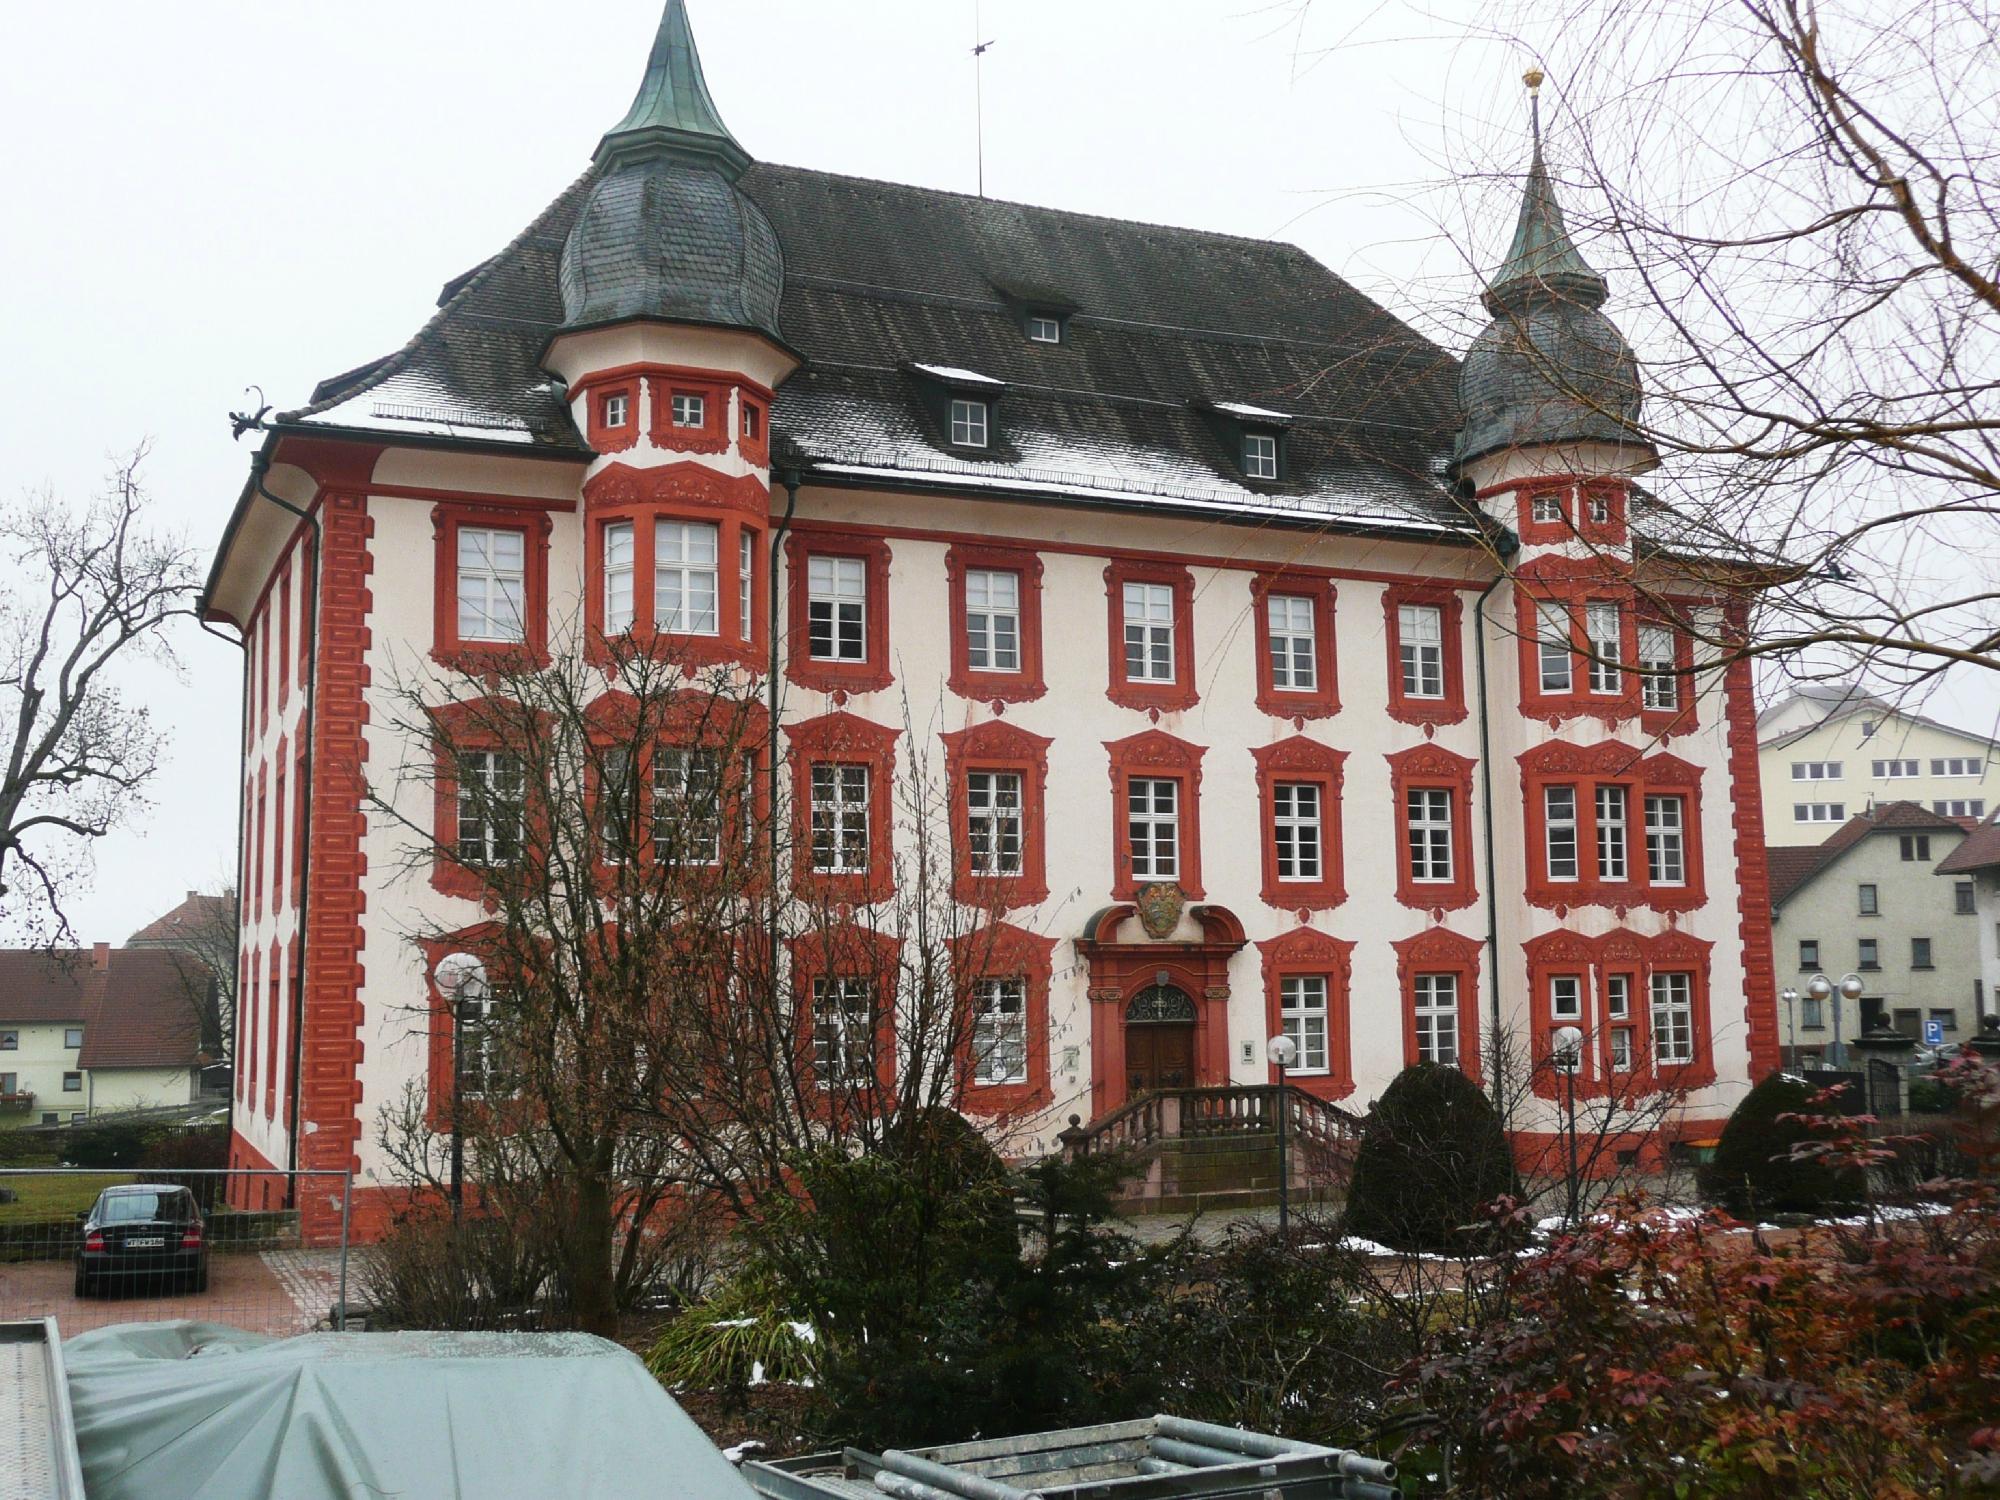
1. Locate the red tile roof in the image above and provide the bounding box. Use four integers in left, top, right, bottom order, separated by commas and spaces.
1766, 801, 1968, 908
125, 891, 233, 948
0, 948, 201, 1070
1938, 818, 2000, 874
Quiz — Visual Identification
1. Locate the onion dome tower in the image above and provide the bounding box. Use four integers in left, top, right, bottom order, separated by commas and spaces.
558, 0, 785, 342
1456, 74, 1655, 510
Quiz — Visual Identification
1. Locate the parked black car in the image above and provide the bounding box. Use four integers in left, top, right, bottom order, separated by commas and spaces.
74, 1184, 208, 1297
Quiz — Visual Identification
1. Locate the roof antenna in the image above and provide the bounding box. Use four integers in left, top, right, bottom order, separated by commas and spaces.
973, 0, 996, 196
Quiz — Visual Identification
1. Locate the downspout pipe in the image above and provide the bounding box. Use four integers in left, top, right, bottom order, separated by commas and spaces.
1473, 528, 1520, 1110
245, 448, 324, 1204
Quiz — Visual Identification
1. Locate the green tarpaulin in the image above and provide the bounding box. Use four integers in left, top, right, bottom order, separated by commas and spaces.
63, 1322, 755, 1500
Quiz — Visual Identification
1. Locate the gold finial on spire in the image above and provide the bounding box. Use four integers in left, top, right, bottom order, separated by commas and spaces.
1523, 68, 1545, 93
1523, 68, 1546, 151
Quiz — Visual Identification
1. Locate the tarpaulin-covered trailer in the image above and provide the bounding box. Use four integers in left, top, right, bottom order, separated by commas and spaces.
60, 1321, 758, 1500
744, 1416, 1399, 1500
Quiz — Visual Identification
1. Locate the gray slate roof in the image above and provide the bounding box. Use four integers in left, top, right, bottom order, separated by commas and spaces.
283, 161, 1473, 539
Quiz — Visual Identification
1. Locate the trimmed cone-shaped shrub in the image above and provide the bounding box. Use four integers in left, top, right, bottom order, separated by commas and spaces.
1343, 1064, 1519, 1253
1698, 1071, 1864, 1215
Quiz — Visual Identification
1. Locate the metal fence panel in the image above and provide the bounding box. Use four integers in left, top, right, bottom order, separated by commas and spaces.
0, 1170, 352, 1338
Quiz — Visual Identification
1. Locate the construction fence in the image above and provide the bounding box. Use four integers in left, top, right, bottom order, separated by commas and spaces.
0, 1168, 354, 1338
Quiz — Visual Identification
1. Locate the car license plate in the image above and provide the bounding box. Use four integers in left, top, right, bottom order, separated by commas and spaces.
127, 1237, 165, 1249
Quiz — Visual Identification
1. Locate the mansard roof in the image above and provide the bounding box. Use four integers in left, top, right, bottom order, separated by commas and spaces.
279, 159, 1471, 540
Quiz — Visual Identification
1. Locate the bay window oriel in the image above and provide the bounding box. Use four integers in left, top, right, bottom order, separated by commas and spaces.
1519, 741, 1705, 911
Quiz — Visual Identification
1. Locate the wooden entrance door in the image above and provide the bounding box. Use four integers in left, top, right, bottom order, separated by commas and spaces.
1125, 984, 1199, 1096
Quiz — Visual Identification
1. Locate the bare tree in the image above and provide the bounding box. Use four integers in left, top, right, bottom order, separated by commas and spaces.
151, 886, 240, 1074
0, 450, 202, 944
367, 631, 1028, 1337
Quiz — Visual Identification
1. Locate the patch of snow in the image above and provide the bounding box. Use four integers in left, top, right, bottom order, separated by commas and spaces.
1336, 1236, 1456, 1262
1213, 400, 1294, 421
911, 363, 1003, 386
787, 1321, 816, 1343
749, 1360, 766, 1387
723, 1441, 766, 1465
710, 1317, 757, 1329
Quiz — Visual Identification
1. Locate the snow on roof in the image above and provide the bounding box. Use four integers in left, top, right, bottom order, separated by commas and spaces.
1212, 400, 1294, 422
910, 363, 1004, 386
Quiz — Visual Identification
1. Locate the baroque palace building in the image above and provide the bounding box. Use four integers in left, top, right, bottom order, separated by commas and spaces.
203, 1, 1778, 1240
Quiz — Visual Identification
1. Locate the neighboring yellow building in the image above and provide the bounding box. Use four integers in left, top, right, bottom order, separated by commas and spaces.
0, 947, 202, 1130
1758, 686, 1999, 840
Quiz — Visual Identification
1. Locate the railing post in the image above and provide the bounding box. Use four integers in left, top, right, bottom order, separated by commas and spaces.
1058, 1114, 1089, 1159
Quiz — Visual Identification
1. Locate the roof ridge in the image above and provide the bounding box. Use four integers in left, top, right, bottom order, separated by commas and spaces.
281, 167, 598, 423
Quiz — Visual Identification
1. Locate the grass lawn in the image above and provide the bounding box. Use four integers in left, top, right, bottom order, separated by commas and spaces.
0, 1173, 133, 1224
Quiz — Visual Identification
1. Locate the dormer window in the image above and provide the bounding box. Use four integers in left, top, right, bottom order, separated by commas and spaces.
671, 393, 706, 429
1027, 314, 1063, 345
950, 398, 990, 449
603, 393, 629, 429
1243, 431, 1280, 480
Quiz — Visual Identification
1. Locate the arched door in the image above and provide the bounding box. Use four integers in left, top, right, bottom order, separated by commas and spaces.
1124, 984, 1197, 1096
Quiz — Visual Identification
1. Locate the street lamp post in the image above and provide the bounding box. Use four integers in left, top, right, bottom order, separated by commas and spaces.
1808, 973, 1835, 1066
432, 953, 487, 1225
1780, 986, 1799, 1069
1267, 1033, 1299, 1234
1552, 1024, 1584, 1230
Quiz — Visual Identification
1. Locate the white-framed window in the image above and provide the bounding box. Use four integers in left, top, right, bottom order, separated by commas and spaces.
1586, 602, 1622, 693
1933, 757, 1983, 777
1243, 432, 1280, 480
739, 530, 755, 640
1407, 788, 1454, 883
966, 771, 1024, 876
972, 978, 1028, 1084
671, 392, 706, 429
807, 555, 867, 662
1272, 782, 1323, 882
949, 398, 990, 448
1791, 761, 1843, 781
599, 747, 637, 852
1645, 794, 1685, 884
1398, 604, 1444, 698
1593, 784, 1629, 881
1794, 802, 1845, 823
1609, 1026, 1634, 1072
654, 749, 722, 866
1874, 758, 1919, 779
63, 1027, 83, 1050
810, 764, 870, 873
1638, 625, 1678, 710
965, 568, 1022, 672
603, 521, 636, 634
1530, 494, 1562, 524
1280, 975, 1330, 1075
1544, 785, 1579, 881
1550, 974, 1584, 1022
1413, 974, 1459, 1067
457, 750, 523, 866
1123, 582, 1176, 682
1934, 799, 1987, 818
1127, 777, 1179, 881
602, 392, 629, 429
741, 403, 761, 440
1588, 492, 1612, 524
1606, 974, 1631, 1021
455, 527, 527, 644
655, 520, 720, 635
1026, 314, 1062, 344
812, 977, 874, 1088
455, 984, 511, 1099
1651, 972, 1695, 1066
1536, 602, 1572, 693
1266, 594, 1316, 691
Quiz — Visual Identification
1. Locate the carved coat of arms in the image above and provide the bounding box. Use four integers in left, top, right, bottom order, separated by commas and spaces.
1135, 882, 1185, 940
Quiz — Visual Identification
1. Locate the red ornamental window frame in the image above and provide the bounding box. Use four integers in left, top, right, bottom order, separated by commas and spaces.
648, 371, 732, 456
417, 925, 512, 1133
584, 463, 769, 670
1103, 558, 1199, 713
738, 389, 771, 468
945, 542, 1047, 704
1637, 599, 1702, 739
784, 531, 895, 696
1381, 583, 1468, 728
430, 501, 555, 671
791, 925, 902, 1102
1105, 729, 1207, 900
1525, 928, 1715, 1100
1250, 571, 1340, 721
1257, 926, 1355, 1101
942, 720, 1052, 910
1509, 477, 1629, 549
954, 921, 1058, 1116
581, 690, 771, 880
577, 372, 642, 454
1517, 740, 1707, 914
785, 711, 901, 906
427, 696, 548, 903
1251, 737, 1347, 912
1392, 927, 1484, 1083
1387, 743, 1478, 912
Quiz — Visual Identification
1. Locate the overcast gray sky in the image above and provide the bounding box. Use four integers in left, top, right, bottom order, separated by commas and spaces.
3, 0, 1991, 944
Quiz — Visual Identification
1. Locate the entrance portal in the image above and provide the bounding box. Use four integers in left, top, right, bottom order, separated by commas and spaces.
1125, 984, 1197, 1096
